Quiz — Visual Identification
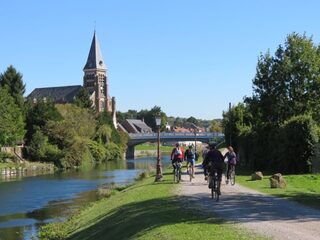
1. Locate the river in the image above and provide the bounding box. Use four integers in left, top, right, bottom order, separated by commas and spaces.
0, 156, 171, 240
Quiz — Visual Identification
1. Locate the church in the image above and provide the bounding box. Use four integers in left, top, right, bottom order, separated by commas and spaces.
28, 31, 117, 126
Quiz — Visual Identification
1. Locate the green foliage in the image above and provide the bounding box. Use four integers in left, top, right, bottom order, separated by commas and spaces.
0, 65, 25, 110
0, 87, 25, 146
87, 140, 107, 162
60, 138, 93, 168
246, 33, 320, 125
105, 142, 123, 160
46, 104, 96, 149
26, 129, 61, 163
74, 87, 93, 110
97, 111, 128, 150
224, 33, 320, 174
280, 115, 318, 173
25, 99, 62, 145
95, 124, 112, 145
0, 152, 17, 163
136, 105, 167, 131
210, 119, 223, 132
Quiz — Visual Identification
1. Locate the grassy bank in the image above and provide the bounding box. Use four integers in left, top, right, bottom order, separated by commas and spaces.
135, 143, 173, 152
237, 170, 320, 210
39, 170, 266, 240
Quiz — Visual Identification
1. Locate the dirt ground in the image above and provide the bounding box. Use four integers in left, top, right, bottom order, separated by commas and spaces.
177, 164, 320, 240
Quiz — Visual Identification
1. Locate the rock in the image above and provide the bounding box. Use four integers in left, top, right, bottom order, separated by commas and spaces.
270, 173, 286, 188
251, 171, 263, 180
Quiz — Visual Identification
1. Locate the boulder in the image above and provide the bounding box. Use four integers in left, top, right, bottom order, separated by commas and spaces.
270, 173, 286, 188
251, 171, 263, 180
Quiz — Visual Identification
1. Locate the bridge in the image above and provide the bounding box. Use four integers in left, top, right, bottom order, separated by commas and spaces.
126, 132, 224, 158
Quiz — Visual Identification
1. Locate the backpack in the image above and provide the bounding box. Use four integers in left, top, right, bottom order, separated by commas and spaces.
174, 148, 182, 156
187, 149, 195, 159
229, 152, 237, 165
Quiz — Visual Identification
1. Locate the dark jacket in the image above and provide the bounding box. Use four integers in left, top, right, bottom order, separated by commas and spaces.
203, 149, 224, 169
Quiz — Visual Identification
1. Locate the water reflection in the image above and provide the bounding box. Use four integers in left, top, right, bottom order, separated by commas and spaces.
0, 156, 170, 240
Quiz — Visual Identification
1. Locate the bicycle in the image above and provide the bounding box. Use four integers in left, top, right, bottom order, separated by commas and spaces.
208, 167, 221, 201
230, 165, 235, 185
225, 164, 236, 186
187, 162, 193, 182
173, 161, 182, 183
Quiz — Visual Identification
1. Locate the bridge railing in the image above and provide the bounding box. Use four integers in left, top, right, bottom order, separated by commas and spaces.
128, 132, 224, 139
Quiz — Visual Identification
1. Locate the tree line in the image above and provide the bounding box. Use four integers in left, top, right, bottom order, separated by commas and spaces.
0, 66, 127, 168
222, 33, 320, 174
117, 108, 222, 132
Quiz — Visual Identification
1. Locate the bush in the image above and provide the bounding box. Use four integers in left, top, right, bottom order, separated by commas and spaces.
87, 140, 106, 162
60, 139, 93, 168
281, 115, 318, 173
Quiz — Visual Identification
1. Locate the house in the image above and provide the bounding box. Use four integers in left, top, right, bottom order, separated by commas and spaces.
118, 119, 153, 133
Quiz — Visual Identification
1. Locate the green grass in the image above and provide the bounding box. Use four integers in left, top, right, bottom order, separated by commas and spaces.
237, 170, 320, 210
135, 143, 173, 152
39, 170, 266, 240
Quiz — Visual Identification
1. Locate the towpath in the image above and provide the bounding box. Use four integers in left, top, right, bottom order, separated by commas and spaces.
177, 165, 320, 240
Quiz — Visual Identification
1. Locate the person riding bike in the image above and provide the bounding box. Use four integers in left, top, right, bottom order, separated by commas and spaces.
171, 143, 184, 172
223, 146, 237, 184
184, 145, 196, 178
202, 143, 224, 193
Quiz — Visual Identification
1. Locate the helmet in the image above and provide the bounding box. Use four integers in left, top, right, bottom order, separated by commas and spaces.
188, 145, 193, 149
175, 143, 180, 147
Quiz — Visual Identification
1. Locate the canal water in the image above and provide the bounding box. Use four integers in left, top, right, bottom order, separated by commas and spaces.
0, 156, 170, 240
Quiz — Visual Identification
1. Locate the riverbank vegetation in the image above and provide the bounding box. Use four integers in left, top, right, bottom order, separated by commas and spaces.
39, 170, 266, 240
0, 65, 128, 169
223, 33, 320, 174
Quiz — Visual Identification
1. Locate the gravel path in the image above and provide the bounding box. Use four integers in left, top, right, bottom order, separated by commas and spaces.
177, 165, 320, 240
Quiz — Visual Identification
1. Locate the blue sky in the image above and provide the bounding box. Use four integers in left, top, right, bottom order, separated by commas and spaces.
1, 0, 320, 120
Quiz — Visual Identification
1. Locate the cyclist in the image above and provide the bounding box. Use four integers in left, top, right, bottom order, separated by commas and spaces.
224, 146, 237, 184
202, 143, 224, 193
184, 145, 195, 178
170, 143, 184, 173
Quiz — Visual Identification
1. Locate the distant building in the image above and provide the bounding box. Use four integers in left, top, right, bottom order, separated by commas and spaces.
28, 31, 117, 126
118, 119, 153, 133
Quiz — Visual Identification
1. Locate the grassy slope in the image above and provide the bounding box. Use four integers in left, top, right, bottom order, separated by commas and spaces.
237, 171, 320, 210
40, 171, 265, 240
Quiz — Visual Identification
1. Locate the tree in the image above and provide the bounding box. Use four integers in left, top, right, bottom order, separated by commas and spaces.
0, 87, 25, 146
137, 106, 167, 131
0, 65, 26, 110
74, 87, 93, 110
25, 99, 62, 145
210, 119, 223, 132
246, 33, 320, 125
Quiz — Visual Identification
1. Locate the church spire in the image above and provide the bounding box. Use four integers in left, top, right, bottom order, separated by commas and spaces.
83, 31, 106, 70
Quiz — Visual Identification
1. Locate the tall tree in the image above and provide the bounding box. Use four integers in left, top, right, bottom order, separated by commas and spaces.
0, 65, 26, 110
74, 87, 93, 110
246, 33, 320, 125
0, 88, 25, 146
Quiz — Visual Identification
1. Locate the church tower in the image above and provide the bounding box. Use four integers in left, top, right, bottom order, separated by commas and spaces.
83, 31, 117, 126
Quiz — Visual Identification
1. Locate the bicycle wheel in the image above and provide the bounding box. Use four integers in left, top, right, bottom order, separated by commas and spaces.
230, 170, 235, 185
211, 187, 214, 199
214, 179, 219, 201
189, 167, 192, 182
216, 180, 220, 201
173, 168, 176, 182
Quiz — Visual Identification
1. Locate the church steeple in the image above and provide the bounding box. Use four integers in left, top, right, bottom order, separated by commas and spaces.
83, 31, 107, 70
82, 31, 117, 127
